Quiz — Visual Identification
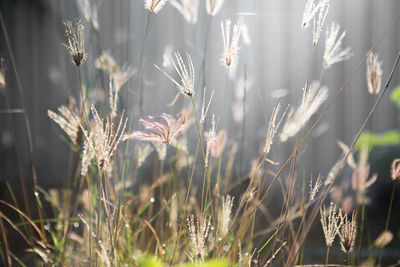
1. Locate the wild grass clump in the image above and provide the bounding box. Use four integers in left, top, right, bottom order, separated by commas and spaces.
0, 1, 400, 266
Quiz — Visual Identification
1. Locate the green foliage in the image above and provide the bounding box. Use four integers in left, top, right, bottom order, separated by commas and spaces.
138, 256, 163, 267
355, 130, 400, 150
390, 84, 400, 109
178, 259, 230, 267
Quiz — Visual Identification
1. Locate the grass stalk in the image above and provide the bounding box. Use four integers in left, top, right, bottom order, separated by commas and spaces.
377, 183, 397, 265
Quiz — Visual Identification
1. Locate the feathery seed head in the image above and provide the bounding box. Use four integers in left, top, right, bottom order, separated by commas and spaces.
280, 81, 328, 142
263, 102, 287, 155
187, 214, 210, 261
63, 19, 87, 67
218, 195, 234, 237
339, 211, 357, 253
0, 58, 5, 89
206, 0, 225, 16
323, 22, 353, 69
351, 165, 377, 192
374, 230, 393, 248
81, 105, 127, 173
95, 51, 134, 91
309, 175, 322, 201
48, 99, 80, 145
170, 0, 199, 24
81, 137, 95, 176
76, 0, 99, 31
145, 0, 168, 14
367, 52, 383, 94
320, 202, 343, 247
204, 114, 216, 167
156, 51, 195, 96
312, 0, 329, 46
125, 112, 186, 144
205, 129, 226, 158
95, 52, 118, 76
302, 0, 316, 29
221, 19, 241, 67
391, 158, 400, 180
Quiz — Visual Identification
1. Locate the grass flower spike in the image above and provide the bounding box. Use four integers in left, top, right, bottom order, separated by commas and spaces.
206, 0, 224, 16
312, 0, 329, 46
391, 158, 400, 180
76, 0, 99, 31
145, 0, 168, 14
221, 19, 241, 67
320, 202, 343, 247
339, 211, 357, 253
374, 231, 393, 248
63, 19, 87, 67
301, 0, 317, 28
47, 99, 80, 145
187, 214, 210, 261
155, 51, 195, 96
0, 58, 5, 89
218, 195, 234, 237
280, 81, 328, 142
81, 105, 127, 172
367, 52, 383, 94
170, 0, 199, 24
323, 22, 353, 69
125, 112, 186, 144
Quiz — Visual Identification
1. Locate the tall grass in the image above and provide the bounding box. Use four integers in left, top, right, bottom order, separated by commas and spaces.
0, 1, 400, 266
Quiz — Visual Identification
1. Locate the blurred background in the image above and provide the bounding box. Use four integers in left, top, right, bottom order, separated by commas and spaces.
1, 0, 400, 264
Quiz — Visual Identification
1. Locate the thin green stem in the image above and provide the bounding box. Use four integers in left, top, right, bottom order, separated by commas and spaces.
95, 171, 102, 267
216, 67, 230, 195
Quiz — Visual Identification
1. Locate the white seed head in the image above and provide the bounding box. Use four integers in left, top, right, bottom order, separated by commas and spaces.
144, 0, 168, 14
280, 81, 328, 142
155, 51, 195, 96
312, 0, 329, 46
206, 0, 225, 16
63, 19, 87, 67
218, 195, 234, 237
170, 0, 199, 24
367, 52, 383, 94
323, 22, 353, 69
221, 19, 241, 67
187, 214, 210, 261
320, 202, 343, 247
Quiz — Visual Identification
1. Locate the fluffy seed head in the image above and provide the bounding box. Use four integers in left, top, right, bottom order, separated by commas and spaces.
155, 51, 195, 96
206, 0, 225, 16
80, 105, 127, 172
280, 81, 328, 142
187, 214, 210, 261
320, 202, 343, 247
218, 195, 234, 237
48, 99, 80, 145
170, 0, 199, 24
309, 174, 322, 201
144, 0, 168, 14
312, 0, 329, 46
0, 58, 5, 89
76, 0, 99, 31
124, 112, 186, 144
367, 52, 383, 94
339, 211, 357, 253
391, 158, 400, 180
374, 230, 393, 248
323, 22, 353, 69
221, 19, 241, 67
63, 19, 87, 67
